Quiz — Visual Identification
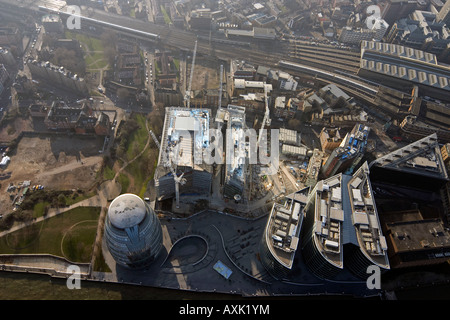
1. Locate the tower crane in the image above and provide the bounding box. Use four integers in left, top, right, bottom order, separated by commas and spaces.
149, 130, 160, 150
218, 64, 223, 110
171, 167, 186, 209
257, 84, 271, 150
163, 146, 186, 209
185, 40, 197, 108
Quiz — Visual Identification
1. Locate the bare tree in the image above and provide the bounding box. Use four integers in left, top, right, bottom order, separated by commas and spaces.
116, 88, 129, 101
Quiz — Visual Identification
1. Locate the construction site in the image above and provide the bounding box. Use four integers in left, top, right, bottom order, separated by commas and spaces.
151, 42, 306, 217
153, 107, 213, 213
0, 134, 105, 213
152, 105, 304, 217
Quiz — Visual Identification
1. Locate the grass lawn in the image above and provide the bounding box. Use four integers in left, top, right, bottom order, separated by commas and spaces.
0, 207, 101, 263
125, 147, 157, 197
117, 173, 130, 194
103, 165, 115, 180
85, 52, 105, 65
64, 192, 96, 206
173, 58, 180, 71
160, 5, 172, 25
65, 31, 104, 52
126, 114, 148, 160
119, 113, 161, 195
62, 220, 98, 262
33, 202, 49, 218
65, 31, 108, 71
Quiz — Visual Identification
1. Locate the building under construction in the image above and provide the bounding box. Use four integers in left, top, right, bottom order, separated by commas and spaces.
321, 123, 370, 179
216, 105, 248, 200
154, 107, 212, 204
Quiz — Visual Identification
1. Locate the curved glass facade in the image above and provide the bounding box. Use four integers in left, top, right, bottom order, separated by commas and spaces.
259, 190, 308, 280
259, 235, 289, 280
104, 194, 163, 269
302, 225, 342, 279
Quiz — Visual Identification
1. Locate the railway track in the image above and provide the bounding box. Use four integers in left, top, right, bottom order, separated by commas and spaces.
291, 46, 361, 64
286, 40, 362, 74
291, 45, 360, 58
288, 39, 361, 56
288, 53, 360, 74
289, 50, 360, 69
1, 0, 380, 103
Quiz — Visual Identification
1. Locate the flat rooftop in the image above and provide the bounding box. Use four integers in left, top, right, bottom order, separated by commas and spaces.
312, 175, 345, 269
333, 123, 370, 162
347, 162, 390, 270
158, 107, 211, 169
225, 105, 247, 185
386, 218, 450, 254
305, 149, 323, 187
369, 133, 448, 180
279, 128, 298, 145
264, 188, 308, 269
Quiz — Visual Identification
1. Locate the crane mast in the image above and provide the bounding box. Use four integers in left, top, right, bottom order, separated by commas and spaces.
218, 64, 223, 109
163, 147, 186, 209
257, 85, 271, 150
185, 40, 197, 108
149, 130, 160, 150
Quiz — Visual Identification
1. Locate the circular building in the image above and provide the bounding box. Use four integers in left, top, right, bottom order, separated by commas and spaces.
104, 193, 163, 269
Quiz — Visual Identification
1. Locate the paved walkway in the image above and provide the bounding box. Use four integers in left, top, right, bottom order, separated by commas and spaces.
90, 210, 375, 298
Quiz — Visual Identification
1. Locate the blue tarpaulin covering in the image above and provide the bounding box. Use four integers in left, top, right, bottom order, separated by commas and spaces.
213, 260, 232, 279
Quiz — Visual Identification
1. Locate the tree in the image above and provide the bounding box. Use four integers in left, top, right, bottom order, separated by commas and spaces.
117, 88, 130, 101
51, 48, 86, 76
57, 193, 66, 207
101, 30, 117, 49
104, 46, 116, 66
287, 118, 301, 130
42, 34, 56, 48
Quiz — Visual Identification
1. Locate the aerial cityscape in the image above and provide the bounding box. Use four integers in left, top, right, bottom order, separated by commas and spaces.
0, 0, 449, 303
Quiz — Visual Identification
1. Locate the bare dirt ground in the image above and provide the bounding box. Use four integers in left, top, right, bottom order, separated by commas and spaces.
0, 117, 34, 144
0, 135, 104, 212
190, 57, 220, 91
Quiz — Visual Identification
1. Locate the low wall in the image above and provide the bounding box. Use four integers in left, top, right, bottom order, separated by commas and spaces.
0, 254, 91, 279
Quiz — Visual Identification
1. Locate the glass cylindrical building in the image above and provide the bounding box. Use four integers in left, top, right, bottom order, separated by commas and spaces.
104, 193, 163, 269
